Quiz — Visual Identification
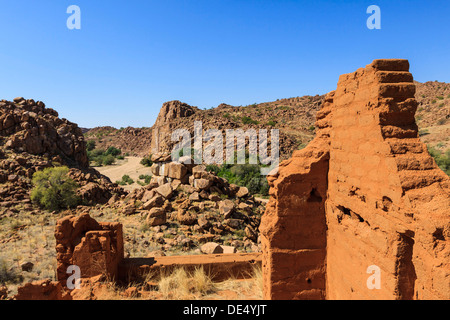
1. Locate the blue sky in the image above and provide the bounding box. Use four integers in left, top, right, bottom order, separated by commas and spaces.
1, 0, 449, 128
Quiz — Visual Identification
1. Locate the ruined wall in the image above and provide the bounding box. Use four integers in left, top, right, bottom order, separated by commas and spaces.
55, 213, 124, 286
260, 92, 333, 300
261, 59, 450, 300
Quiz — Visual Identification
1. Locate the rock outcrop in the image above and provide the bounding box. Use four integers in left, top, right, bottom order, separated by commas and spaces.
261, 59, 450, 300
13, 279, 71, 300
112, 154, 265, 253
0, 98, 125, 211
0, 97, 88, 167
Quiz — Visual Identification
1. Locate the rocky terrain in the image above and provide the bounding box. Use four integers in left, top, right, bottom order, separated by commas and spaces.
0, 98, 124, 216
0, 98, 265, 299
0, 69, 448, 300
85, 95, 325, 161
84, 81, 449, 162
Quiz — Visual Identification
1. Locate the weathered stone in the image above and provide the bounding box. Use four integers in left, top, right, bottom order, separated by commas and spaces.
200, 242, 223, 254
14, 280, 71, 300
261, 59, 450, 301
121, 204, 136, 216
20, 262, 34, 272
221, 245, 237, 254
146, 207, 167, 226
55, 214, 124, 287
154, 183, 173, 199
166, 162, 188, 180
142, 195, 164, 210
149, 163, 160, 176
219, 200, 235, 219
194, 179, 212, 190
236, 186, 249, 198
189, 192, 200, 201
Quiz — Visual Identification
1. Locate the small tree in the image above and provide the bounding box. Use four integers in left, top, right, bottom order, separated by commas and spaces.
30, 167, 80, 211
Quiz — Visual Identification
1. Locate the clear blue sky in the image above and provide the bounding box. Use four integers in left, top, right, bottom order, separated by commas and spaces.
1, 0, 449, 128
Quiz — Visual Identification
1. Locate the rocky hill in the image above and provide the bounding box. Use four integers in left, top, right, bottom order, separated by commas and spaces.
85, 95, 324, 160
84, 81, 449, 161
0, 98, 124, 215
414, 81, 450, 151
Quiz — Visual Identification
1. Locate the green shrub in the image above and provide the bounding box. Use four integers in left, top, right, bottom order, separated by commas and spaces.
121, 175, 134, 185
206, 163, 269, 196
308, 125, 315, 131
139, 174, 152, 184
436, 96, 444, 100
140, 155, 153, 167
105, 146, 121, 157
86, 140, 96, 151
30, 166, 80, 211
241, 116, 259, 125
88, 148, 121, 166
267, 120, 277, 126
102, 154, 116, 166
428, 146, 450, 176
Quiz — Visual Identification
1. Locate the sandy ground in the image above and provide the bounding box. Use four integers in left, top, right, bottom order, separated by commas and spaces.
96, 157, 151, 191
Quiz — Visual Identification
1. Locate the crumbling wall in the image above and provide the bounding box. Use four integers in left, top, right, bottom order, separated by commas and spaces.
55, 213, 124, 286
260, 92, 333, 300
261, 59, 450, 300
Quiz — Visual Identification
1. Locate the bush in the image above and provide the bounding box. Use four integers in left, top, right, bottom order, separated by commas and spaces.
206, 163, 270, 196
140, 155, 153, 167
267, 120, 277, 126
86, 140, 96, 151
105, 146, 121, 157
117, 175, 134, 185
30, 166, 80, 211
88, 148, 121, 166
102, 154, 116, 166
139, 174, 152, 184
241, 116, 259, 125
429, 147, 450, 174
428, 147, 450, 176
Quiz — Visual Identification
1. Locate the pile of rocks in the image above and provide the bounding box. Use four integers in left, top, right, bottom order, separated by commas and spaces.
112, 152, 265, 253
0, 97, 125, 214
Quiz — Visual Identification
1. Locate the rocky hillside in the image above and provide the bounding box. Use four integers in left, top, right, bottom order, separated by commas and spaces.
414, 81, 450, 151
85, 95, 324, 160
84, 81, 449, 162
0, 97, 124, 215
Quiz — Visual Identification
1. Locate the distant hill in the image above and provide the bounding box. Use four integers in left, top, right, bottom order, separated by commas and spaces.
84, 81, 449, 160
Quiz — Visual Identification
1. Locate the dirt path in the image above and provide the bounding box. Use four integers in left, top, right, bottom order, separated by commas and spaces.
96, 157, 151, 191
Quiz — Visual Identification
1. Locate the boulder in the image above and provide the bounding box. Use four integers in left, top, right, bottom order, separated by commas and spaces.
155, 183, 173, 199
189, 192, 200, 201
219, 200, 235, 219
121, 204, 136, 216
200, 242, 223, 254
236, 186, 249, 198
166, 162, 188, 180
221, 245, 237, 254
194, 179, 212, 190
21, 262, 34, 272
142, 195, 164, 210
146, 207, 166, 226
